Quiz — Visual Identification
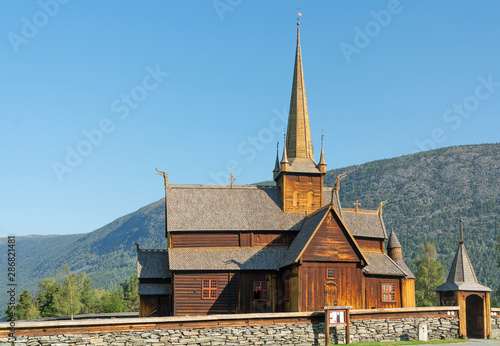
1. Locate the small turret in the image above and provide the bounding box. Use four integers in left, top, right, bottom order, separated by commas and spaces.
387, 230, 403, 261
273, 142, 280, 180
280, 138, 289, 172
318, 135, 326, 173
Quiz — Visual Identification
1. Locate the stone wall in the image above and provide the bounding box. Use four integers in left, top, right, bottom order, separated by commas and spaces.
492, 315, 500, 339
0, 316, 459, 345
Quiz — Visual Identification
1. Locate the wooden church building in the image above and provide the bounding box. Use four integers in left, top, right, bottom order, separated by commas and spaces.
137, 24, 416, 317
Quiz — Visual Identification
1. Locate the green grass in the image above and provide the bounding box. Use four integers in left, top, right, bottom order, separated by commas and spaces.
348, 339, 467, 346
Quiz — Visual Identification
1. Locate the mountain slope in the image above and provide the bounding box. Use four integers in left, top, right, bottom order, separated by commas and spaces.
1, 143, 499, 312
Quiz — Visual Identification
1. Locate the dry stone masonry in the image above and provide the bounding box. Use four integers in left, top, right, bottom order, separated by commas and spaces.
0, 315, 459, 345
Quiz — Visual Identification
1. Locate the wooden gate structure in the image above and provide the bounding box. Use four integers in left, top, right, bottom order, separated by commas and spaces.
436, 218, 492, 339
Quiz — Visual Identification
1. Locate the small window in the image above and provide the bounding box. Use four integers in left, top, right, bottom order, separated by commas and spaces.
307, 191, 314, 208
382, 283, 395, 302
327, 269, 335, 280
285, 279, 290, 301
202, 279, 217, 299
293, 191, 299, 207
253, 281, 268, 301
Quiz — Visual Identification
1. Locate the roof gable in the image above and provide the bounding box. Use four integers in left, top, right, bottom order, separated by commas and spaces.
279, 205, 367, 268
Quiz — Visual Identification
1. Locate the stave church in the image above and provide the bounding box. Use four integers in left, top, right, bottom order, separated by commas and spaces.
136, 23, 416, 317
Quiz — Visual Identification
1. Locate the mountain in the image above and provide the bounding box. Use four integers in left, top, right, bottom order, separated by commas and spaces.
1, 143, 499, 312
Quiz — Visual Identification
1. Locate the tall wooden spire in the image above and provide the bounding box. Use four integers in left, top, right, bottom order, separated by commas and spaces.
274, 19, 325, 214
286, 24, 314, 160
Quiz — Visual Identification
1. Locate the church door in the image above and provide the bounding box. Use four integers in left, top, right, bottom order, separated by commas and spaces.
324, 281, 338, 307
466, 294, 484, 338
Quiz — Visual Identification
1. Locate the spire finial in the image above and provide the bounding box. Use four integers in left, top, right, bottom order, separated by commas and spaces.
459, 214, 464, 244
318, 131, 326, 172
281, 132, 289, 164
273, 140, 280, 176
296, 8, 302, 27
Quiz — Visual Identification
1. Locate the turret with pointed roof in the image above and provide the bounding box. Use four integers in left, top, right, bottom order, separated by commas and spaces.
436, 218, 491, 292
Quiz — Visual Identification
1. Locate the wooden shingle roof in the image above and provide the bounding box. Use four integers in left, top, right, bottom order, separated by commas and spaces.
166, 185, 304, 232
341, 209, 387, 239
169, 247, 288, 271
138, 284, 172, 295
137, 249, 170, 279
436, 242, 491, 292
362, 252, 406, 277
437, 220, 491, 292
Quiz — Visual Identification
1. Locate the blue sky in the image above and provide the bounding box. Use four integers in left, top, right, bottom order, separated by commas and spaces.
1, 1, 499, 237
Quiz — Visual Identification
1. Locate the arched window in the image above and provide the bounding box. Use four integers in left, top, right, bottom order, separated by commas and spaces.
293, 191, 299, 207
307, 191, 314, 208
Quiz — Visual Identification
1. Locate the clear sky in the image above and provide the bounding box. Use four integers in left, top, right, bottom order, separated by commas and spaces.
1, 1, 499, 238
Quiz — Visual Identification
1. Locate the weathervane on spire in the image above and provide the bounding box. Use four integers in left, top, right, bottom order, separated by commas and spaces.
296, 8, 302, 26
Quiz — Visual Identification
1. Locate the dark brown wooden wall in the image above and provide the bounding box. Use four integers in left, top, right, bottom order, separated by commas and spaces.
171, 233, 239, 248
238, 272, 281, 314
365, 276, 401, 309
173, 272, 237, 316
139, 296, 171, 317
302, 211, 360, 263
299, 263, 364, 311
171, 232, 295, 248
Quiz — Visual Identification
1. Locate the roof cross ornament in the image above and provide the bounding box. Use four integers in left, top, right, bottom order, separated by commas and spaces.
229, 171, 235, 188
296, 8, 302, 26
354, 200, 361, 212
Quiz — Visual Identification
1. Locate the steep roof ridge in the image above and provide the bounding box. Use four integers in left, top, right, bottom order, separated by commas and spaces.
167, 184, 276, 190
285, 24, 314, 161
343, 208, 379, 214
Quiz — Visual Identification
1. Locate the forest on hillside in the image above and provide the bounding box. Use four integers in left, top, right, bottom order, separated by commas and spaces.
1, 143, 499, 313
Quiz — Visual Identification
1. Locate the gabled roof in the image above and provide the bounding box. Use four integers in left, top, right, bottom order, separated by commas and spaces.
166, 185, 304, 232
279, 205, 368, 268
137, 249, 170, 279
341, 209, 387, 239
362, 252, 407, 277
169, 247, 287, 271
138, 284, 172, 295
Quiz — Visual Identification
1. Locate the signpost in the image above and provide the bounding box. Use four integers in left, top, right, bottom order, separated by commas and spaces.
324, 306, 351, 345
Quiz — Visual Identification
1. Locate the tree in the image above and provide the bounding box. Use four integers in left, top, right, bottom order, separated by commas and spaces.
495, 237, 500, 308
78, 273, 97, 314
121, 274, 139, 312
37, 277, 58, 317
54, 264, 82, 318
414, 243, 445, 307
100, 286, 124, 313
16, 290, 40, 320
